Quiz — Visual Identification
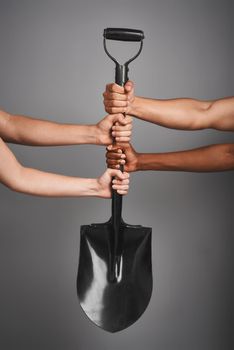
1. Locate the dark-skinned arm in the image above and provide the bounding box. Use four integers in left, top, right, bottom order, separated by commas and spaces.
106, 143, 234, 172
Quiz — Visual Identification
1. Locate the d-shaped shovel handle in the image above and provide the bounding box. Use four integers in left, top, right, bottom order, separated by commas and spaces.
103, 28, 144, 42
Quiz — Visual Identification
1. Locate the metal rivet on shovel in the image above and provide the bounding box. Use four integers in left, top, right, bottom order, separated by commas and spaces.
77, 28, 152, 333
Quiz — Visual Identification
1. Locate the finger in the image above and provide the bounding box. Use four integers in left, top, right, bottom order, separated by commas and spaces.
105, 100, 128, 108
112, 178, 129, 185
112, 124, 132, 132
112, 130, 131, 137
122, 172, 130, 178
116, 189, 128, 195
106, 83, 125, 94
106, 159, 125, 166
103, 92, 128, 101
115, 136, 131, 142
105, 107, 127, 114
106, 145, 122, 152
112, 126, 132, 134
108, 164, 119, 169
105, 102, 127, 110
106, 151, 124, 160
112, 184, 129, 191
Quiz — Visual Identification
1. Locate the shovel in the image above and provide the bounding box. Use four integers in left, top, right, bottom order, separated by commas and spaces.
77, 28, 152, 333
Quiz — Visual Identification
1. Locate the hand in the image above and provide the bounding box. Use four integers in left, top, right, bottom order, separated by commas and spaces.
97, 169, 130, 198
106, 143, 139, 172
96, 113, 132, 145
103, 81, 135, 115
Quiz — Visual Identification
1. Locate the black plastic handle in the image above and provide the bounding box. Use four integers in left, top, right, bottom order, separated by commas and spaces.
104, 28, 144, 42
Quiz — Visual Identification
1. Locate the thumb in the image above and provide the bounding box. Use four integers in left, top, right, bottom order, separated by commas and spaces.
112, 113, 125, 125
125, 80, 134, 92
107, 168, 125, 180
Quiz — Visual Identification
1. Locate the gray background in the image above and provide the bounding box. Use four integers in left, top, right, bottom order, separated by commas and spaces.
0, 0, 233, 349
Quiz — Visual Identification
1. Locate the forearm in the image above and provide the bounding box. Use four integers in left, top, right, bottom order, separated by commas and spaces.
132, 96, 234, 131
12, 167, 100, 197
0, 137, 99, 196
131, 97, 213, 130
0, 110, 99, 145
136, 144, 234, 172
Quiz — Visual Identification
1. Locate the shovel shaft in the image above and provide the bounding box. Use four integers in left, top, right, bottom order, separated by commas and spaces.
109, 63, 129, 282
115, 63, 129, 86
111, 63, 128, 226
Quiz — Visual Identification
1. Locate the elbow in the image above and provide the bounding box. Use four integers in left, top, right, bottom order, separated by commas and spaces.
219, 144, 234, 170
0, 110, 18, 142
4, 166, 26, 194
0, 110, 11, 131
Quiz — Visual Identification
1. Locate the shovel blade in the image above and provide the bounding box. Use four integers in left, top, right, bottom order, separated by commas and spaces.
77, 221, 152, 333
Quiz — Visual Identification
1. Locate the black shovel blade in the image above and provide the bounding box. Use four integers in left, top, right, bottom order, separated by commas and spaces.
77, 220, 152, 333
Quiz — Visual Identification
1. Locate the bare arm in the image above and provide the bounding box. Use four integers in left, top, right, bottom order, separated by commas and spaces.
132, 96, 234, 131
103, 82, 234, 131
106, 143, 234, 172
0, 109, 132, 146
0, 138, 129, 197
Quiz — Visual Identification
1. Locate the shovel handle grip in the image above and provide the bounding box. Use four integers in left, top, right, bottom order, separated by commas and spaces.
104, 28, 144, 42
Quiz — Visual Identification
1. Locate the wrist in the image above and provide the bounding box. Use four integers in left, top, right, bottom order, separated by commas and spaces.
87, 125, 101, 145
136, 153, 157, 171
81, 178, 100, 197
135, 153, 143, 171
93, 123, 108, 146
130, 96, 142, 117
67, 124, 99, 145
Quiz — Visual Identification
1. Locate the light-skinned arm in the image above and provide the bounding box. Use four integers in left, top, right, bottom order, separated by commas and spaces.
0, 137, 129, 197
106, 143, 234, 172
103, 81, 234, 131
0, 109, 132, 146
